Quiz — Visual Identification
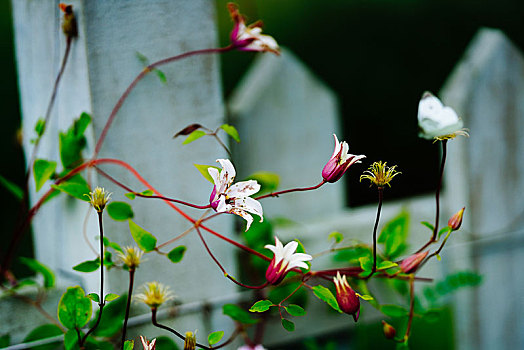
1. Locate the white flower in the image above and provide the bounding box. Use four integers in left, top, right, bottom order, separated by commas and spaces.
228, 3, 280, 55
208, 159, 263, 231
264, 236, 312, 285
418, 91, 466, 140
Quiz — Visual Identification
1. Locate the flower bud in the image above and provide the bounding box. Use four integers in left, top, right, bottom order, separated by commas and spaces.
333, 272, 360, 322
184, 331, 196, 350
399, 251, 429, 274
382, 320, 396, 339
140, 336, 156, 350
448, 207, 465, 231
59, 4, 78, 38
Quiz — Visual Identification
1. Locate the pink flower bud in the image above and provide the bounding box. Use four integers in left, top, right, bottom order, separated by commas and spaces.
399, 251, 429, 274
333, 272, 360, 322
382, 321, 396, 339
322, 134, 365, 183
448, 207, 465, 231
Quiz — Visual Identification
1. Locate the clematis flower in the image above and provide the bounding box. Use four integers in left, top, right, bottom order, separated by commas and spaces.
399, 251, 429, 274
322, 134, 366, 183
418, 92, 469, 140
140, 336, 156, 350
208, 159, 263, 231
264, 236, 312, 285
86, 187, 111, 212
135, 281, 174, 309
360, 161, 401, 188
227, 3, 280, 55
333, 271, 360, 322
184, 331, 196, 350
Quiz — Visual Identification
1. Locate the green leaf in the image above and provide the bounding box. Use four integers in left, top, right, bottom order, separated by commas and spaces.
72, 258, 100, 273
244, 172, 279, 195
107, 201, 134, 221
423, 309, 442, 323
0, 174, 24, 200
87, 293, 100, 303
207, 331, 224, 346
64, 329, 79, 350
312, 285, 342, 313
124, 340, 134, 350
59, 113, 91, 170
182, 130, 207, 145
359, 257, 373, 272
58, 286, 93, 329
33, 159, 57, 192
438, 226, 451, 240
90, 293, 127, 337
0, 334, 9, 348
125, 192, 136, 200
328, 231, 344, 244
194, 164, 220, 183
51, 174, 90, 201
19, 257, 55, 288
220, 124, 240, 143
141, 189, 154, 196
380, 304, 409, 318
377, 261, 398, 270
35, 118, 46, 137
333, 245, 372, 264
281, 318, 295, 332
23, 324, 63, 350
424, 271, 482, 304
155, 70, 167, 84
108, 241, 123, 253
167, 246, 187, 263
155, 337, 179, 350
105, 293, 120, 302
222, 304, 258, 324
420, 221, 434, 231
378, 210, 410, 259
249, 300, 273, 313
286, 304, 306, 316
129, 220, 157, 252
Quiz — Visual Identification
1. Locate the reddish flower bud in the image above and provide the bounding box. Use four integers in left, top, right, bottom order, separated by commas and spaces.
448, 207, 465, 231
333, 272, 360, 322
399, 251, 429, 274
382, 320, 397, 339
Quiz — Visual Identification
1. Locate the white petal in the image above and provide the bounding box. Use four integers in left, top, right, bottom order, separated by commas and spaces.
288, 260, 310, 270
330, 134, 341, 158
216, 159, 236, 186
208, 167, 220, 185
232, 197, 263, 221
289, 253, 313, 263
282, 241, 298, 259
228, 180, 261, 197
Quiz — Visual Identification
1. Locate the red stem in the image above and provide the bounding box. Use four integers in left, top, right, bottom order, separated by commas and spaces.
254, 180, 326, 200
